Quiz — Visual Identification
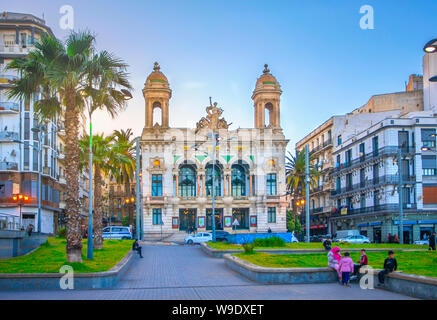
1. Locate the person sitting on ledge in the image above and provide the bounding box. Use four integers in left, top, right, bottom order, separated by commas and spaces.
377, 250, 397, 286
132, 239, 143, 258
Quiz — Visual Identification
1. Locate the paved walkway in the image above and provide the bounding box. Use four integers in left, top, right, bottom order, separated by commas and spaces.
0, 245, 414, 300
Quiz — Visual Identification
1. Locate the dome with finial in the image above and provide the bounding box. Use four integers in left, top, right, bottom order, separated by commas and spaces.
254, 64, 280, 90
145, 62, 169, 87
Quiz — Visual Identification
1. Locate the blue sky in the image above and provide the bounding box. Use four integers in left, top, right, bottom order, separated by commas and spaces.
5, 0, 437, 152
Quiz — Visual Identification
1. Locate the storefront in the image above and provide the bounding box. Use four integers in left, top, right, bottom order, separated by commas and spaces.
232, 208, 249, 230
206, 208, 224, 231
179, 208, 197, 231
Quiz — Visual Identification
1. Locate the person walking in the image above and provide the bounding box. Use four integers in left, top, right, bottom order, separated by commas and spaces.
132, 239, 143, 258
393, 234, 399, 243
429, 232, 436, 251
378, 250, 397, 285
339, 252, 355, 287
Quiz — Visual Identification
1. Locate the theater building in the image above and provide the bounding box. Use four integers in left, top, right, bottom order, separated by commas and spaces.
140, 63, 289, 240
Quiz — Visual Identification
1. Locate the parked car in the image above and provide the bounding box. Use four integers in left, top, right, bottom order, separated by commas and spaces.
337, 235, 370, 244
414, 239, 429, 245
214, 231, 230, 242
102, 226, 132, 240
185, 232, 213, 244
334, 229, 360, 241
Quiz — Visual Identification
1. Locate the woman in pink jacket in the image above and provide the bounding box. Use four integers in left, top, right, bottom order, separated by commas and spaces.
338, 252, 355, 287
327, 246, 342, 280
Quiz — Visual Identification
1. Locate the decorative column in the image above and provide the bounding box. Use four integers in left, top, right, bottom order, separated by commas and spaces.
249, 175, 253, 196
175, 175, 179, 197
228, 175, 232, 196
202, 175, 206, 196
197, 174, 201, 197
223, 175, 227, 196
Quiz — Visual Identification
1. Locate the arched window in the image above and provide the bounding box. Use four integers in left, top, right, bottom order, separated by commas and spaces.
265, 102, 273, 127
205, 164, 222, 196
152, 101, 162, 125
179, 165, 196, 197
231, 164, 246, 197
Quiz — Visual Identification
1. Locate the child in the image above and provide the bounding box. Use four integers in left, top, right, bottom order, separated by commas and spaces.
378, 250, 397, 285
353, 249, 368, 276
339, 252, 354, 287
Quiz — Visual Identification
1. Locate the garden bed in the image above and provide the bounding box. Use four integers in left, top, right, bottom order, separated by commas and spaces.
0, 237, 133, 273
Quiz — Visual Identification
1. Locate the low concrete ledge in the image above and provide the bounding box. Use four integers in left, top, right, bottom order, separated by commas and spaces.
224, 254, 338, 284
380, 271, 437, 299
0, 251, 135, 291
201, 243, 426, 258
225, 253, 437, 299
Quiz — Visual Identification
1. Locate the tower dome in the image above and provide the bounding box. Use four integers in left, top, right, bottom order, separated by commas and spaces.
254, 64, 281, 91
252, 64, 282, 129
145, 62, 169, 88
143, 62, 172, 128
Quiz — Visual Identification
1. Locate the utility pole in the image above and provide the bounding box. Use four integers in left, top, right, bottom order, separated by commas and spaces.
398, 148, 404, 244
211, 129, 217, 242
135, 138, 141, 241
305, 145, 310, 243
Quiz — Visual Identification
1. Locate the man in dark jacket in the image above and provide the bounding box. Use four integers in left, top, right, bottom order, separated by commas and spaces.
378, 250, 397, 285
132, 239, 143, 258
429, 232, 436, 251
322, 237, 332, 251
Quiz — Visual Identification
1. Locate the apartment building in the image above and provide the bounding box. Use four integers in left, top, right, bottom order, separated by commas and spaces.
330, 115, 437, 243
0, 12, 61, 234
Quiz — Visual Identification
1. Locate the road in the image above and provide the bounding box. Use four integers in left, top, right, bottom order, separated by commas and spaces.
0, 244, 413, 300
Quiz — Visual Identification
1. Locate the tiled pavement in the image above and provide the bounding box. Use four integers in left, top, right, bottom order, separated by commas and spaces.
0, 245, 414, 300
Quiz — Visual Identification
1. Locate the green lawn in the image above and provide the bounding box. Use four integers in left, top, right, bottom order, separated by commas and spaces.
0, 237, 132, 273
235, 251, 437, 278
208, 241, 426, 250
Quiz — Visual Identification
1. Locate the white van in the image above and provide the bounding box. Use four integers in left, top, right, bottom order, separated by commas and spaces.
102, 226, 132, 240
334, 229, 360, 241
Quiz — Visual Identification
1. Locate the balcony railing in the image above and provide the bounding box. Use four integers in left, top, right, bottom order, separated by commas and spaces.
0, 44, 33, 55
0, 131, 19, 141
331, 203, 417, 217
0, 161, 18, 171
331, 174, 416, 197
0, 74, 19, 83
310, 207, 324, 214
333, 146, 415, 175
0, 102, 19, 112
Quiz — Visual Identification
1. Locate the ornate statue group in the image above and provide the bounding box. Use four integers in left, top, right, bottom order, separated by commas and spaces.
195, 98, 230, 132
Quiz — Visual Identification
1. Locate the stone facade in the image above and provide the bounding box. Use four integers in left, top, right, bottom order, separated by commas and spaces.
140, 63, 289, 239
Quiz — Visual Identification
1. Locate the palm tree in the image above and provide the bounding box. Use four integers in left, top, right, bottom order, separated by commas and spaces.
112, 129, 136, 225
285, 149, 320, 214
7, 31, 132, 262
79, 134, 114, 249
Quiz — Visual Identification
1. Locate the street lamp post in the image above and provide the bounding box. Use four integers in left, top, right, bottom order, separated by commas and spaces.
305, 145, 310, 243
135, 137, 141, 241
30, 124, 47, 233
211, 129, 217, 242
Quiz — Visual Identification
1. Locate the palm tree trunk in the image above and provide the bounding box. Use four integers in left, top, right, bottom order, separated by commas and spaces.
64, 91, 82, 263
93, 164, 104, 249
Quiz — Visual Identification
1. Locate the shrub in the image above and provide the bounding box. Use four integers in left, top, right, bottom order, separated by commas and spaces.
242, 243, 255, 254
253, 237, 286, 247
58, 227, 66, 238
